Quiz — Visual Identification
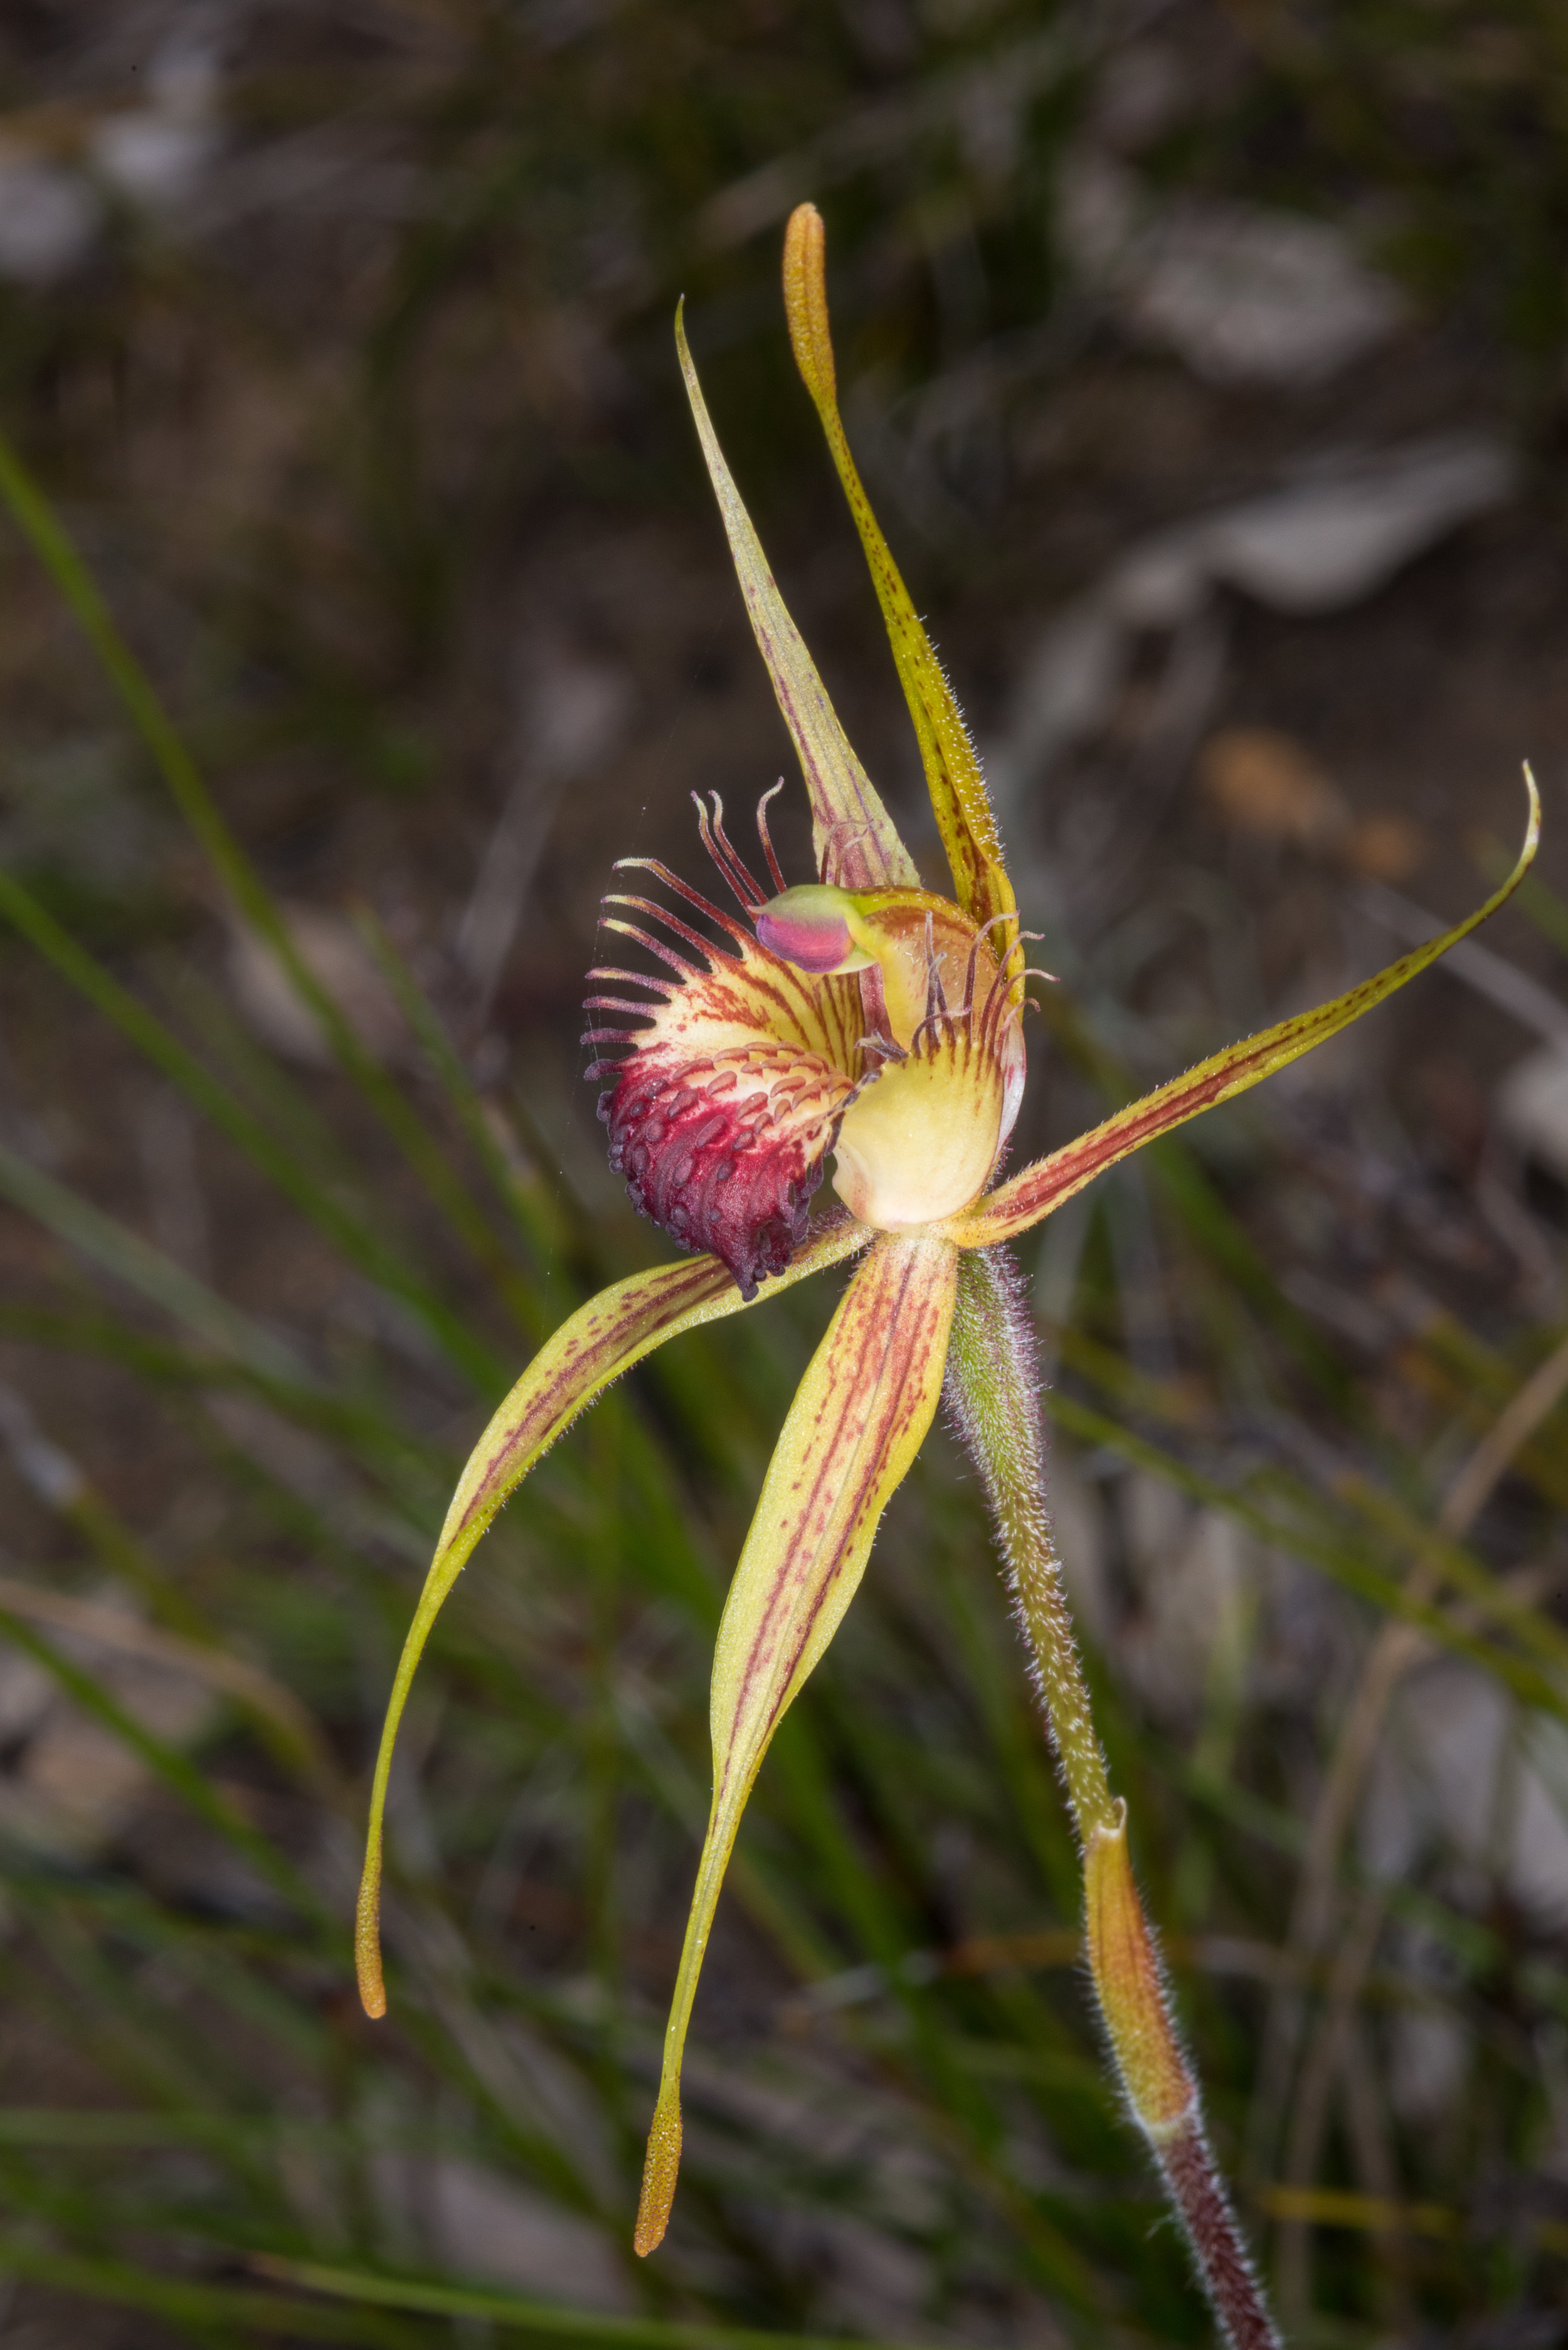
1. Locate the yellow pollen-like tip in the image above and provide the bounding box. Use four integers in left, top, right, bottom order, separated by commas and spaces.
633, 2093, 682, 2255
783, 202, 834, 407
354, 1864, 388, 2019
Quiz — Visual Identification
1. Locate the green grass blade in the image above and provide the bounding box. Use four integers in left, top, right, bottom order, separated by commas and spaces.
253, 2252, 929, 2349
1047, 1393, 1568, 1720
0, 427, 540, 1326
0, 1607, 334, 1933
354, 907, 571, 1285
0, 2240, 419, 2346
0, 1137, 314, 1386
0, 862, 505, 1389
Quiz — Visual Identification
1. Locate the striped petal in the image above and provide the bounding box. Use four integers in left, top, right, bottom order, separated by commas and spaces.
941, 774, 1540, 1250
354, 1212, 872, 2019
633, 1230, 959, 2254
675, 304, 919, 896
782, 203, 1020, 975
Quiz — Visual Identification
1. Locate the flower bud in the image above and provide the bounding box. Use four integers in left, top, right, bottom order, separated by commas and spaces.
1084, 1803, 1194, 2142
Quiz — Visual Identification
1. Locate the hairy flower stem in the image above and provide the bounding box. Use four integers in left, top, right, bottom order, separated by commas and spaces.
945, 1248, 1282, 2350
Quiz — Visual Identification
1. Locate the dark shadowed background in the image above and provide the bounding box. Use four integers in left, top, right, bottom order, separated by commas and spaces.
2, 3, 1568, 2345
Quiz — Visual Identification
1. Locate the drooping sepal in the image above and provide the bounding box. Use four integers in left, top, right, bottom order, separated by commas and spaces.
634, 1231, 959, 2253
354, 1213, 871, 2021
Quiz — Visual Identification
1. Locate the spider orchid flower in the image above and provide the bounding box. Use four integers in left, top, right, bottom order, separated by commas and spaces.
357, 204, 1537, 2346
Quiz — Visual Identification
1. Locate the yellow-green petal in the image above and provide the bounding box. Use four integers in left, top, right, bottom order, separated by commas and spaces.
634, 1230, 959, 2254
782, 203, 1019, 972
941, 772, 1541, 1250
675, 304, 919, 897
355, 1213, 872, 2019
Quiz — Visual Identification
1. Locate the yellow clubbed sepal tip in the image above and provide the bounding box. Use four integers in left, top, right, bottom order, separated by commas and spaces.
633, 2093, 682, 2255
355, 1856, 388, 2018
783, 203, 834, 407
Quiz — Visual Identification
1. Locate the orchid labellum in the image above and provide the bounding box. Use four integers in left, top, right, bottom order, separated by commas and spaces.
357, 203, 1537, 2347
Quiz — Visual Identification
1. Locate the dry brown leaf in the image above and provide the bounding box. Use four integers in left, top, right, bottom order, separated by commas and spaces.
1342, 813, 1429, 883
1197, 726, 1349, 850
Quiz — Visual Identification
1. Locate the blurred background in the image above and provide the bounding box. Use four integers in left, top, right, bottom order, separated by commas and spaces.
2, 1, 1568, 2343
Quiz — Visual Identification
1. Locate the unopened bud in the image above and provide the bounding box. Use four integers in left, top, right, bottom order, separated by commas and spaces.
1084, 1802, 1194, 2142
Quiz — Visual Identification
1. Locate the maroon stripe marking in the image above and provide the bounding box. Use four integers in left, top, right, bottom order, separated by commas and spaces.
452, 1258, 734, 1539
972, 1016, 1347, 1240
725, 1251, 901, 1736
452, 1219, 867, 1545
719, 1247, 943, 1784
753, 1255, 940, 1707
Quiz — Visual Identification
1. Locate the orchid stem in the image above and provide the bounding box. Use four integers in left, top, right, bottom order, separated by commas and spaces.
946, 1248, 1283, 2350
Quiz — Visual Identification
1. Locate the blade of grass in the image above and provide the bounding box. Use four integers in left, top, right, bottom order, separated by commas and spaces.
1036, 993, 1351, 1403
0, 2240, 422, 2347
12, 1905, 274, 2121
1060, 1317, 1568, 1686
1404, 1317, 1568, 1514
0, 1137, 517, 1481
0, 1607, 334, 1933
251, 2250, 928, 2349
0, 863, 506, 1390
353, 907, 571, 1285
1336, 1470, 1568, 1676
0, 1574, 339, 1798
0, 1305, 444, 1491
152, 950, 370, 1189
1046, 1395, 1568, 1721
4, 1184, 445, 1556
0, 427, 539, 1334
0, 1137, 325, 1388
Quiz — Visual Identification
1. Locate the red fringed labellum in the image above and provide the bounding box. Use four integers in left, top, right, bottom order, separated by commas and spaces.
598, 1033, 854, 1299
583, 820, 868, 1299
